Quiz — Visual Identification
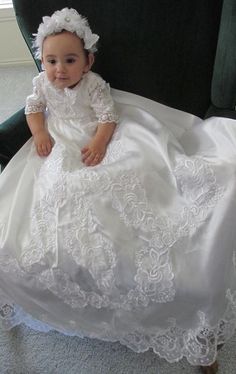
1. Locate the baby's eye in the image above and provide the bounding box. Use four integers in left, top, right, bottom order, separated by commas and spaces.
66, 58, 76, 64
47, 59, 56, 65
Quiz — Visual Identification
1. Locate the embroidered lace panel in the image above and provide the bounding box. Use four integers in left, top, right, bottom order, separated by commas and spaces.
0, 148, 229, 365
0, 149, 223, 309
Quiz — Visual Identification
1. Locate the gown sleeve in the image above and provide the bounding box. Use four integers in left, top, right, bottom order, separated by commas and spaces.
25, 73, 47, 115
87, 73, 119, 124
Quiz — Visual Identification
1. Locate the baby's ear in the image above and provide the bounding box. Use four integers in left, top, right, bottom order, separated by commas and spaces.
84, 53, 94, 72
41, 57, 45, 71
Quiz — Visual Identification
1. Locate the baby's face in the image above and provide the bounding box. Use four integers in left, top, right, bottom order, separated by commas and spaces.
42, 31, 94, 89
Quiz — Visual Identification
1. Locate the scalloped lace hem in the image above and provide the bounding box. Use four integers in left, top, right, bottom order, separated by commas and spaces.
1, 296, 236, 367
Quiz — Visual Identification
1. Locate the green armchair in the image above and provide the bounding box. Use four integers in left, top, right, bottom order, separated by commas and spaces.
1, 2, 236, 373
0, 0, 235, 169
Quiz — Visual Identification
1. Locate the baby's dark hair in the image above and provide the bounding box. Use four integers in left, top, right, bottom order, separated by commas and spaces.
60, 29, 97, 57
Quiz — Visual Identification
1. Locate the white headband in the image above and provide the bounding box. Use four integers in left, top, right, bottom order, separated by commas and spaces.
33, 8, 99, 59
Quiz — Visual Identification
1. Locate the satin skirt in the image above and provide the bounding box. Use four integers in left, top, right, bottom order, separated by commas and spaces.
1, 89, 236, 366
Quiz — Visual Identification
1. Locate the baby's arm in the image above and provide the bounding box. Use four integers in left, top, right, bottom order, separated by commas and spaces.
82, 73, 119, 166
25, 73, 53, 157
81, 122, 116, 166
27, 112, 53, 157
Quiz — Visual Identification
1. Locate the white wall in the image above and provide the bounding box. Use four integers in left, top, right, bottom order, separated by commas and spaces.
0, 5, 33, 66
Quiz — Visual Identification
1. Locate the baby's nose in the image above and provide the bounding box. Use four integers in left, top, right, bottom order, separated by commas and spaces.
56, 62, 66, 72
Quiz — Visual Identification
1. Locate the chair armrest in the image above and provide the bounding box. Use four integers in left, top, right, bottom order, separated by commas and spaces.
0, 108, 31, 167
205, 104, 236, 120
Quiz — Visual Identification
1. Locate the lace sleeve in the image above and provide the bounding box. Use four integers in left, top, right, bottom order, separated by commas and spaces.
25, 73, 46, 115
88, 73, 119, 124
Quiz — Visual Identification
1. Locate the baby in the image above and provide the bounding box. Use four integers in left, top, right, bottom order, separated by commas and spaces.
25, 8, 118, 166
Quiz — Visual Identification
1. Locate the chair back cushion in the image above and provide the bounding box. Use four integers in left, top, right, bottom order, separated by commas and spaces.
211, 0, 236, 110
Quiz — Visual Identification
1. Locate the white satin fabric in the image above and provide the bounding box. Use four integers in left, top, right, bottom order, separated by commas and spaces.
1, 84, 236, 366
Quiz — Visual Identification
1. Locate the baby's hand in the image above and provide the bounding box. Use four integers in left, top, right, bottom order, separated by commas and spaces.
33, 130, 54, 157
81, 139, 107, 166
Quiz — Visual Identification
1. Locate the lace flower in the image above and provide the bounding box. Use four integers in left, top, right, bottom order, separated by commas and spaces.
33, 8, 99, 59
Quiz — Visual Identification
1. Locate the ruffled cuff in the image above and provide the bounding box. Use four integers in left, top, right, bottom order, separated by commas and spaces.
98, 112, 119, 124
25, 103, 45, 115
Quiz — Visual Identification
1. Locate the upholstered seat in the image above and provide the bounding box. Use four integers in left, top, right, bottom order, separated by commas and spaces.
1, 3, 236, 373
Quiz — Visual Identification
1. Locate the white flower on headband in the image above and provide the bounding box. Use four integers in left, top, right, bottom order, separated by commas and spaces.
33, 8, 99, 59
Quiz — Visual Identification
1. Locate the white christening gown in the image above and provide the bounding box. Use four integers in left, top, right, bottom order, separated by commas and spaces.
1, 70, 236, 366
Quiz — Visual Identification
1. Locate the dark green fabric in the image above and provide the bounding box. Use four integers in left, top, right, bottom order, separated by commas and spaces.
205, 105, 236, 120
0, 109, 31, 166
211, 0, 236, 109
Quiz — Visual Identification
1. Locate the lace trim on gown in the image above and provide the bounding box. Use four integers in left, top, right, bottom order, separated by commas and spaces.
1, 294, 236, 366
88, 77, 119, 124
24, 103, 45, 114
25, 74, 46, 115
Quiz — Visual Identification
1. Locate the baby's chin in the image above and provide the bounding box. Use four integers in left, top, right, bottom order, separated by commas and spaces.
53, 78, 70, 89
52, 78, 80, 90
